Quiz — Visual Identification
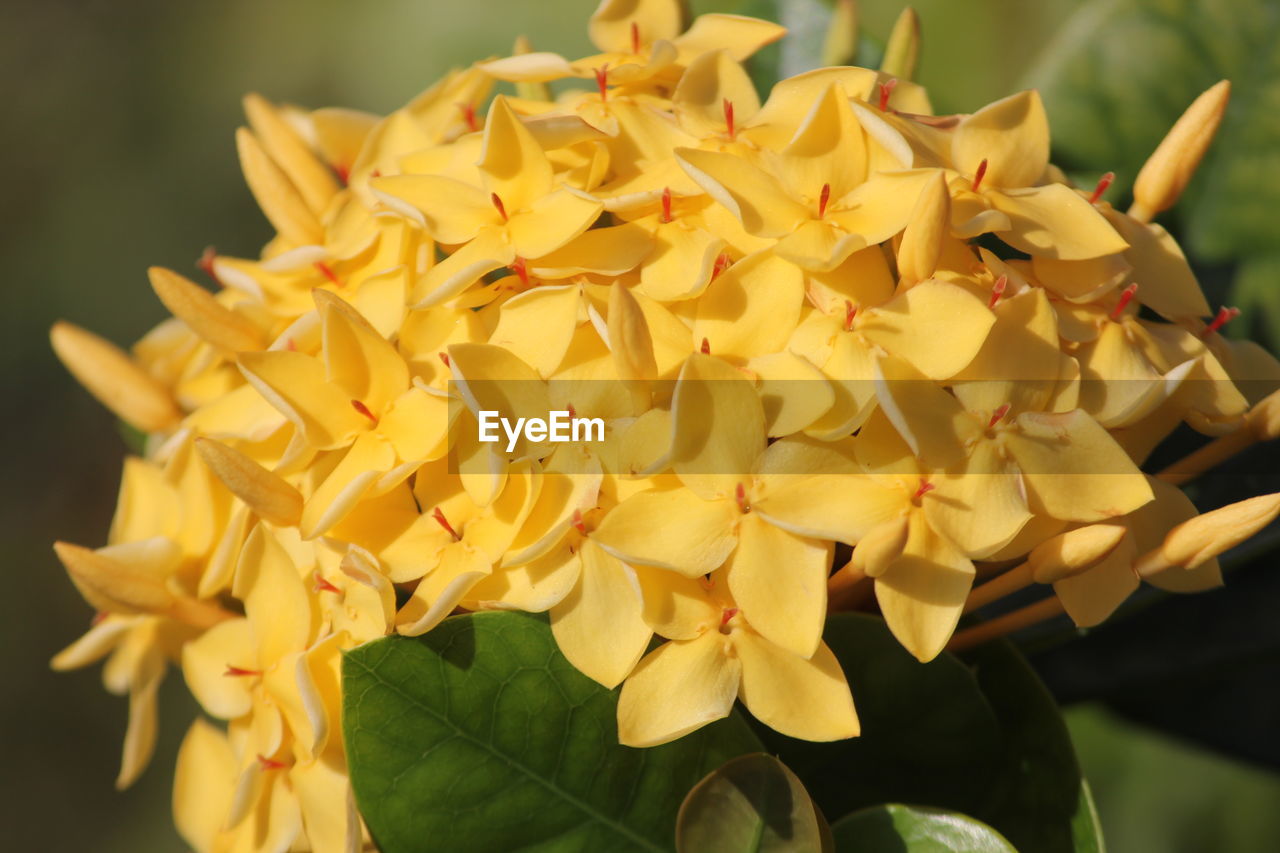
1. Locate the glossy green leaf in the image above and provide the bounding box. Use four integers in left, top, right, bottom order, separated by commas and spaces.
830, 804, 1015, 852
342, 611, 763, 853
1027, 0, 1280, 337
1070, 779, 1106, 853
676, 753, 831, 853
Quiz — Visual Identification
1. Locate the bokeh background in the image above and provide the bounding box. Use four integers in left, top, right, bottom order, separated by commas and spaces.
3, 1, 1277, 849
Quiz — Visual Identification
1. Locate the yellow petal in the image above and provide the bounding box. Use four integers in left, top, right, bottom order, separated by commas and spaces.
316, 289, 408, 413
676, 147, 808, 238
873, 354, 974, 468
238, 525, 313, 662
773, 220, 866, 271
196, 438, 302, 529
479, 52, 576, 83
670, 353, 766, 498
896, 172, 951, 286
734, 630, 859, 740
926, 441, 1032, 558
617, 631, 741, 747
148, 266, 264, 353
673, 13, 787, 63
593, 487, 739, 577
467, 543, 582, 612
507, 188, 603, 259
748, 351, 834, 436
673, 49, 760, 138
370, 174, 499, 244
301, 433, 397, 538
488, 284, 581, 377
726, 514, 830, 657
951, 91, 1049, 189
860, 280, 995, 380
50, 321, 181, 433
1131, 80, 1230, 221
53, 539, 177, 615
238, 350, 367, 451
396, 545, 492, 636
242, 93, 339, 216
876, 514, 974, 662
412, 226, 516, 308
754, 474, 903, 544
479, 96, 555, 211
1105, 211, 1210, 319
290, 756, 359, 853
181, 617, 255, 719
1053, 535, 1140, 627
236, 127, 323, 246
638, 222, 726, 302
532, 222, 653, 278
550, 541, 652, 687
990, 184, 1129, 260
777, 83, 867, 200
693, 251, 803, 360
174, 719, 238, 852
118, 671, 162, 790
589, 0, 682, 53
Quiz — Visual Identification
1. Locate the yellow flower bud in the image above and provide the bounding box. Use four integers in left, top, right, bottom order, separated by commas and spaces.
880, 7, 921, 81
512, 35, 553, 102
148, 266, 264, 354
1028, 522, 1129, 583
821, 0, 859, 68
1247, 387, 1280, 442
195, 437, 304, 527
896, 171, 950, 287
235, 126, 323, 246
850, 515, 910, 578
242, 92, 339, 216
1135, 493, 1280, 578
50, 321, 181, 433
54, 540, 175, 615
1130, 80, 1230, 222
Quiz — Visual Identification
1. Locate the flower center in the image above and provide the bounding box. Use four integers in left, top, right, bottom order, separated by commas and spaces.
1109, 282, 1138, 321
351, 399, 379, 425
971, 158, 989, 192
432, 507, 462, 542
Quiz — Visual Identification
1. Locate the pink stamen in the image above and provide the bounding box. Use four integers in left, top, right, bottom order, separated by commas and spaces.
490, 193, 509, 222
432, 507, 462, 542
723, 99, 736, 139
225, 665, 262, 677
720, 607, 739, 627
438, 351, 450, 368
566, 402, 577, 420
878, 78, 898, 112
818, 182, 831, 218
1201, 306, 1241, 338
971, 158, 989, 192
700, 337, 711, 355
988, 404, 1011, 428
1089, 171, 1115, 204
630, 22, 641, 55
735, 482, 750, 513
843, 300, 857, 332
1109, 282, 1139, 321
510, 256, 530, 286
572, 509, 587, 536
913, 480, 935, 500
314, 261, 342, 287
351, 399, 379, 425
458, 102, 479, 132
661, 187, 673, 223
988, 274, 1008, 309
595, 65, 609, 101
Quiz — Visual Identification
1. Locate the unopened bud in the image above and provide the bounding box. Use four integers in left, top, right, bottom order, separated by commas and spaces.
242, 93, 339, 216
512, 35, 553, 102
896, 172, 950, 287
821, 0, 860, 68
881, 7, 921, 82
51, 321, 181, 433
1130, 80, 1230, 222
236, 126, 323, 246
196, 438, 303, 527
608, 284, 658, 382
1135, 493, 1280, 578
54, 540, 177, 615
1028, 522, 1129, 583
148, 267, 264, 353
1246, 387, 1280, 441
851, 515, 909, 578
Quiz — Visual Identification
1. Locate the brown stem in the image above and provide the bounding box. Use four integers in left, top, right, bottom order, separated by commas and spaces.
1156, 427, 1257, 486
947, 596, 1066, 652
963, 561, 1033, 614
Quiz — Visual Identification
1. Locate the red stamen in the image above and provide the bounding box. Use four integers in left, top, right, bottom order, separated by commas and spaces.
723, 98, 736, 139
988, 404, 1011, 429
490, 193, 509, 222
1109, 282, 1139, 321
510, 256, 530, 286
630, 21, 641, 54
351, 399, 379, 424
334, 164, 350, 185
988, 274, 1007, 309
719, 607, 739, 627
661, 187, 673, 223
700, 337, 711, 355
566, 402, 577, 420
711, 252, 733, 279
1089, 171, 1115, 204
913, 480, 935, 500
458, 102, 479, 132
370, 168, 382, 179
314, 261, 342, 287
285, 338, 298, 352
432, 507, 462, 541
595, 65, 609, 101
971, 158, 989, 192
225, 665, 262, 678
843, 300, 857, 332
438, 351, 450, 368
735, 482, 750, 513
257, 754, 288, 771
818, 182, 831, 218
197, 246, 222, 286
1201, 306, 1241, 338
572, 509, 587, 536
878, 78, 898, 112
313, 573, 341, 594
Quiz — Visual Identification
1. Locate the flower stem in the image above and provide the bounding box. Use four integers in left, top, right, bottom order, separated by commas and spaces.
827, 562, 869, 611
963, 560, 1033, 614
947, 596, 1066, 652
1156, 426, 1257, 486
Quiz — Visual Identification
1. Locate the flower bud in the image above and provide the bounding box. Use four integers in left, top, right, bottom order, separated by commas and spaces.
1247, 387, 1280, 441
1028, 522, 1129, 583
1135, 493, 1280, 578
242, 92, 339, 216
896, 171, 950, 287
54, 539, 177, 615
51, 321, 181, 433
881, 7, 921, 82
1130, 80, 1230, 222
195, 437, 303, 527
822, 0, 860, 68
148, 266, 264, 354
235, 126, 323, 246
851, 515, 910, 578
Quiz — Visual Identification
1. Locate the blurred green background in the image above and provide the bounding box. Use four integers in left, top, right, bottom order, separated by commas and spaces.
3, 1, 1277, 850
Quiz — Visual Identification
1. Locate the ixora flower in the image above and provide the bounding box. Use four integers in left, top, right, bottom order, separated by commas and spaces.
46, 0, 1280, 849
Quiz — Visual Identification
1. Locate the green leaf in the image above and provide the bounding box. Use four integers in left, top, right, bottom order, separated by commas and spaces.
1027, 0, 1280, 337
342, 611, 763, 853
750, 613, 1003, 820
675, 753, 830, 853
1070, 780, 1106, 853
830, 804, 1016, 852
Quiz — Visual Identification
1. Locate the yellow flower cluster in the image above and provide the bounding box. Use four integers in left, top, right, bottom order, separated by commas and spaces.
48, 1, 1280, 850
